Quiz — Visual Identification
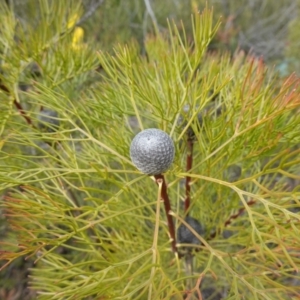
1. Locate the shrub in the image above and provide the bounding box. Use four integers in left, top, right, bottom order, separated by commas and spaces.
1, 1, 300, 299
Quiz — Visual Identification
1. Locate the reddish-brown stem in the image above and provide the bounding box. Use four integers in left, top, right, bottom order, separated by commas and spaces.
0, 82, 35, 127
184, 138, 194, 214
154, 174, 177, 253
14, 100, 33, 126
209, 199, 256, 240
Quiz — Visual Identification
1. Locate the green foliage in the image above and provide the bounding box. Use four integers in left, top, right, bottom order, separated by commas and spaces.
1, 1, 300, 299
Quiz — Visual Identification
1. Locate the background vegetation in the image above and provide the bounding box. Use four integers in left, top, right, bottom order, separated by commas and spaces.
0, 0, 300, 299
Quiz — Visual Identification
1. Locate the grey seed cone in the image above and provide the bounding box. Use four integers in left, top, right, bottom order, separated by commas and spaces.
130, 128, 175, 175
177, 216, 204, 246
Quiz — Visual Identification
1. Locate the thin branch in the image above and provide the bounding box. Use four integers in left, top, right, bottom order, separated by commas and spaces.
76, 0, 105, 26
13, 100, 33, 126
154, 174, 177, 253
0, 82, 35, 127
209, 199, 256, 240
184, 252, 194, 293
184, 138, 193, 215
143, 0, 158, 30
148, 177, 163, 299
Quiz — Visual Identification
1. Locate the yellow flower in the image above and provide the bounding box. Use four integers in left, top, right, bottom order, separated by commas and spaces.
72, 26, 84, 49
